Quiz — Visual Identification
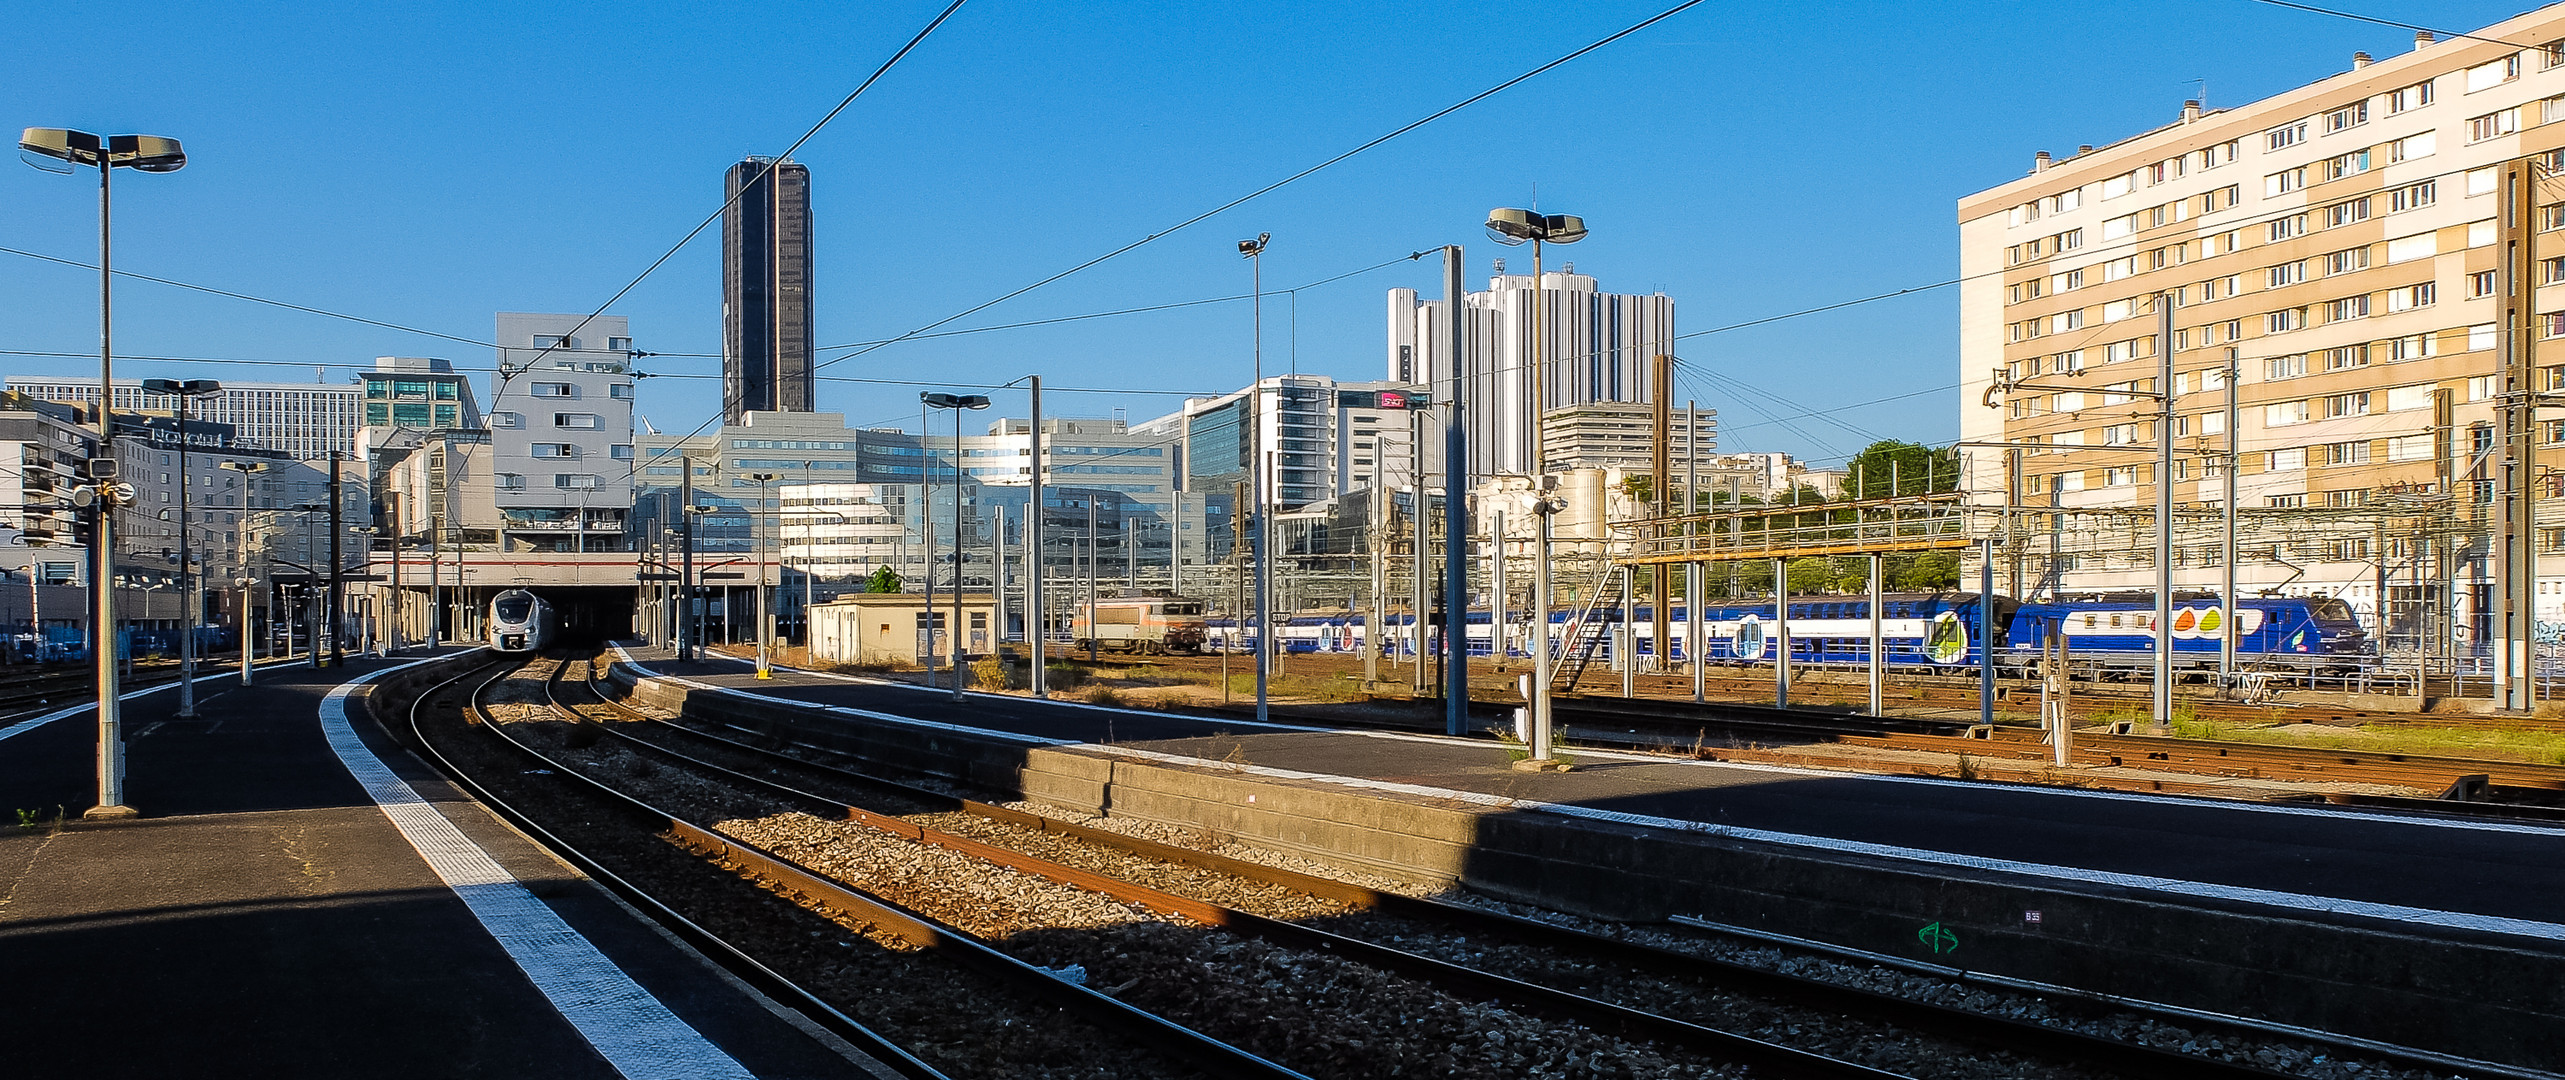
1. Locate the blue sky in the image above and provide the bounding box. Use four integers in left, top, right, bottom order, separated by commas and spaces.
0, 1, 2534, 465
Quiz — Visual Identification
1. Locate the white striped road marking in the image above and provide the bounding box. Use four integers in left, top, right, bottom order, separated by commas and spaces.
320, 660, 758, 1080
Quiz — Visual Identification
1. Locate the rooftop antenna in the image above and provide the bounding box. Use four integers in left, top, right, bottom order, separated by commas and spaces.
2190, 78, 2208, 111
314, 366, 324, 384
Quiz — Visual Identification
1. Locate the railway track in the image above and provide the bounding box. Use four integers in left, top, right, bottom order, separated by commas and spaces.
565, 650, 2511, 1080
406, 654, 1296, 1080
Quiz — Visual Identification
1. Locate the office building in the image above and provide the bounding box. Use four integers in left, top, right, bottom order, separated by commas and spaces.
488, 313, 639, 551
1388, 265, 1676, 480
1540, 401, 1721, 478
8, 376, 361, 462
1958, 11, 2565, 636
722, 157, 815, 423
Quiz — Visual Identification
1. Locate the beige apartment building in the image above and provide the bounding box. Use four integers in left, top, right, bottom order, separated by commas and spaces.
1959, 7, 2565, 655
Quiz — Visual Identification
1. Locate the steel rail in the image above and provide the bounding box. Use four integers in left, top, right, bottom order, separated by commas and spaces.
552, 660, 1912, 1080
386, 655, 956, 1080
504, 657, 1316, 1080
572, 658, 2363, 1080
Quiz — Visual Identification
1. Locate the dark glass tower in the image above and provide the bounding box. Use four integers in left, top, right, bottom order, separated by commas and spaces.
722, 157, 814, 423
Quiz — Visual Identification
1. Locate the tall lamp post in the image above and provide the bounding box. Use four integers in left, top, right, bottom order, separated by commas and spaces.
743, 473, 780, 679
1238, 232, 1273, 726
143, 378, 219, 716
217, 461, 264, 682
924, 392, 991, 701
1484, 207, 1586, 770
20, 126, 187, 820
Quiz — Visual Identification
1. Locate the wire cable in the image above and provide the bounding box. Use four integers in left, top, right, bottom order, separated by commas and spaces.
810, 0, 1708, 375
501, 0, 970, 386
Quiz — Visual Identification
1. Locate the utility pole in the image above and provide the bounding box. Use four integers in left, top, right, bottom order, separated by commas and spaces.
2153, 293, 2176, 731
1650, 354, 1672, 680
1440, 244, 1470, 734
1411, 405, 1428, 695
2499, 158, 2540, 711
327, 449, 343, 668
679, 457, 696, 662
1029, 377, 1046, 695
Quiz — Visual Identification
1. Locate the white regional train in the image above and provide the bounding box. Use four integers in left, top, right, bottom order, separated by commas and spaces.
488, 589, 556, 654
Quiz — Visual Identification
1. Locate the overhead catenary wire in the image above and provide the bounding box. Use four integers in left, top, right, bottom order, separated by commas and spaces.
496, 0, 970, 391
808, 0, 1710, 377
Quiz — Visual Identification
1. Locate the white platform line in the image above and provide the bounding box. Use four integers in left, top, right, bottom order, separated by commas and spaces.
623, 647, 2565, 943
1087, 741, 2565, 943
0, 660, 311, 746
640, 648, 2562, 838
321, 660, 757, 1080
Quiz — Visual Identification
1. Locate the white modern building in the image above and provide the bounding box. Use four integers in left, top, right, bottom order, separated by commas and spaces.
1388, 264, 1677, 481
8, 376, 361, 462
487, 313, 638, 551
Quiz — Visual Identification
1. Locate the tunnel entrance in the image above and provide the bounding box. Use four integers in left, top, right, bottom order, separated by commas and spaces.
520, 586, 635, 649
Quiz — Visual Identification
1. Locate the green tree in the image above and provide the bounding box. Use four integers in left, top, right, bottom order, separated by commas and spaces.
1843, 440, 1961, 501
863, 566, 903, 593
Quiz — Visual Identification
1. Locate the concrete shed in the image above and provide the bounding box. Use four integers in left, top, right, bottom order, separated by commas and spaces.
809, 592, 998, 665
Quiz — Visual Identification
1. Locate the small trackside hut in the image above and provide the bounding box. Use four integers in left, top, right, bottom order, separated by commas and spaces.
807, 592, 999, 667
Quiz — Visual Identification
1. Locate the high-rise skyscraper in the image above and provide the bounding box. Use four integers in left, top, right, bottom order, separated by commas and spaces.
723, 156, 814, 423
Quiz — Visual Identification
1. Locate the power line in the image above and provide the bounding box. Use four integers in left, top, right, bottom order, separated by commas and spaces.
809, 0, 1708, 375
0, 244, 500, 350
2238, 0, 2534, 50
500, 0, 970, 388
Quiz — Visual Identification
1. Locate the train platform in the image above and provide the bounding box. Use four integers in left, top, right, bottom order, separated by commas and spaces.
617, 644, 2565, 944
0, 649, 895, 1080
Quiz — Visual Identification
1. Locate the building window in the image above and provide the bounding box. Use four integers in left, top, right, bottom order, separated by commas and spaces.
2323, 101, 2367, 133
2324, 440, 2372, 465
553, 474, 599, 489
2267, 354, 2308, 380
2473, 270, 2501, 297
610, 444, 634, 460
2265, 120, 2309, 151
2389, 131, 2436, 163
2324, 246, 2370, 275
2266, 307, 2308, 333
2383, 282, 2434, 312
530, 334, 571, 349
2266, 261, 2305, 288
2388, 181, 2437, 213
553, 413, 600, 429
532, 443, 577, 458
609, 384, 633, 400
2267, 215, 2306, 242
2324, 391, 2372, 418
606, 337, 632, 352
2466, 54, 2522, 93
531, 383, 574, 398
2324, 345, 2368, 371
2468, 108, 2521, 142
2323, 197, 2370, 228
2386, 80, 2434, 114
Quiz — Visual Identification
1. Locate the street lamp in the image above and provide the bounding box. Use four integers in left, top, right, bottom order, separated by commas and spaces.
743, 474, 780, 679
143, 378, 219, 716
221, 461, 265, 682
1238, 232, 1273, 726
924, 392, 991, 701
1484, 207, 1587, 770
22, 126, 187, 820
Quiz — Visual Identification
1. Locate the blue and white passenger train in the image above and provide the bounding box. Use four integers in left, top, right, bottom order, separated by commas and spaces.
488, 589, 556, 654
1206, 592, 2372, 676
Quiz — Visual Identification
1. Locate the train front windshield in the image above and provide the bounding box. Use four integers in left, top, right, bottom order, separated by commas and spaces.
2307, 598, 2357, 624
1164, 603, 1203, 617
494, 595, 533, 623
